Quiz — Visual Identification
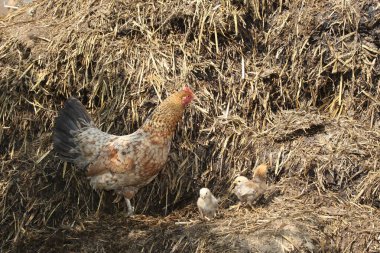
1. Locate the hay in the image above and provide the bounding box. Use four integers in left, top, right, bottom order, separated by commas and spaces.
10, 179, 380, 252
0, 0, 379, 252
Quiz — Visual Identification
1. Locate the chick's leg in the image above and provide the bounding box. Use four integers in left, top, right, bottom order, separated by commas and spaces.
198, 207, 204, 220
228, 202, 242, 210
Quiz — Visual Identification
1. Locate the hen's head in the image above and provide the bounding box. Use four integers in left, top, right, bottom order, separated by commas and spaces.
181, 86, 195, 106
167, 86, 195, 107
143, 86, 195, 133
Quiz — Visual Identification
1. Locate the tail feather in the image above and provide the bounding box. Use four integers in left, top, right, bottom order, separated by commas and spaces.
63, 98, 93, 125
53, 98, 94, 163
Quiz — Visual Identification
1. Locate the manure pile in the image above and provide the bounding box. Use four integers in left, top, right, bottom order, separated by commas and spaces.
0, 0, 379, 252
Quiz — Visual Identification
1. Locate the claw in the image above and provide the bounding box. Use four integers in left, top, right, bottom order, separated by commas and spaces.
113, 194, 123, 203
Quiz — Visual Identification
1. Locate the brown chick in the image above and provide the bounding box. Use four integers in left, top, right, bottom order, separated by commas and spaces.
197, 188, 219, 220
53, 87, 195, 216
232, 164, 268, 206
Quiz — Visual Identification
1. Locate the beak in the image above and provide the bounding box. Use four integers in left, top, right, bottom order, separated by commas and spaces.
192, 94, 200, 104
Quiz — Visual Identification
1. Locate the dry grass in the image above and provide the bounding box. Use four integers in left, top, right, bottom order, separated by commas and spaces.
0, 0, 379, 252
10, 179, 380, 252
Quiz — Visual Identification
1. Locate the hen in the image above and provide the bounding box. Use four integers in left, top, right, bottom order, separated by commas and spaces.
53, 87, 194, 215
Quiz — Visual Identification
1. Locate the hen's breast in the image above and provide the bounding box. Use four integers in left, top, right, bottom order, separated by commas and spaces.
138, 142, 171, 180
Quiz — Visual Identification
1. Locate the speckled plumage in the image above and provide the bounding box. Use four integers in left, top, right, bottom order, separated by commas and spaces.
53, 87, 194, 215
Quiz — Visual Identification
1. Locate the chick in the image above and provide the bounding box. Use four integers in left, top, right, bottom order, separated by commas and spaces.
233, 164, 268, 206
197, 188, 219, 220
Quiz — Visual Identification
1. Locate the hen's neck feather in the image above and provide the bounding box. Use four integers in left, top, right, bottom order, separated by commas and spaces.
141, 98, 185, 137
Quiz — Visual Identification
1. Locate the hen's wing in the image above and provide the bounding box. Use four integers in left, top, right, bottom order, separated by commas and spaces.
75, 128, 119, 169
86, 129, 171, 191
85, 133, 147, 177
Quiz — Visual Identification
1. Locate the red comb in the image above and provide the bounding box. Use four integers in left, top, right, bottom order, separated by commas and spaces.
182, 86, 194, 95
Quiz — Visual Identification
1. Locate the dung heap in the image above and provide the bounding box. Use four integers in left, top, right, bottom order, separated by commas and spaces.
0, 0, 379, 252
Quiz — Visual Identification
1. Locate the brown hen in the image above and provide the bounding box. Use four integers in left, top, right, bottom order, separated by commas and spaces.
53, 87, 194, 215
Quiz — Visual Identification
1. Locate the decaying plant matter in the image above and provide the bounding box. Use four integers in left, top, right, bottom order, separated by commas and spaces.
0, 0, 379, 252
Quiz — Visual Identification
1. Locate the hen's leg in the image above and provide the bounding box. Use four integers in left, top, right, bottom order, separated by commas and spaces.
122, 187, 137, 216
125, 197, 135, 216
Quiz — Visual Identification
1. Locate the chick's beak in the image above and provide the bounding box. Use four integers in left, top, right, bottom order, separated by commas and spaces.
228, 182, 236, 193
